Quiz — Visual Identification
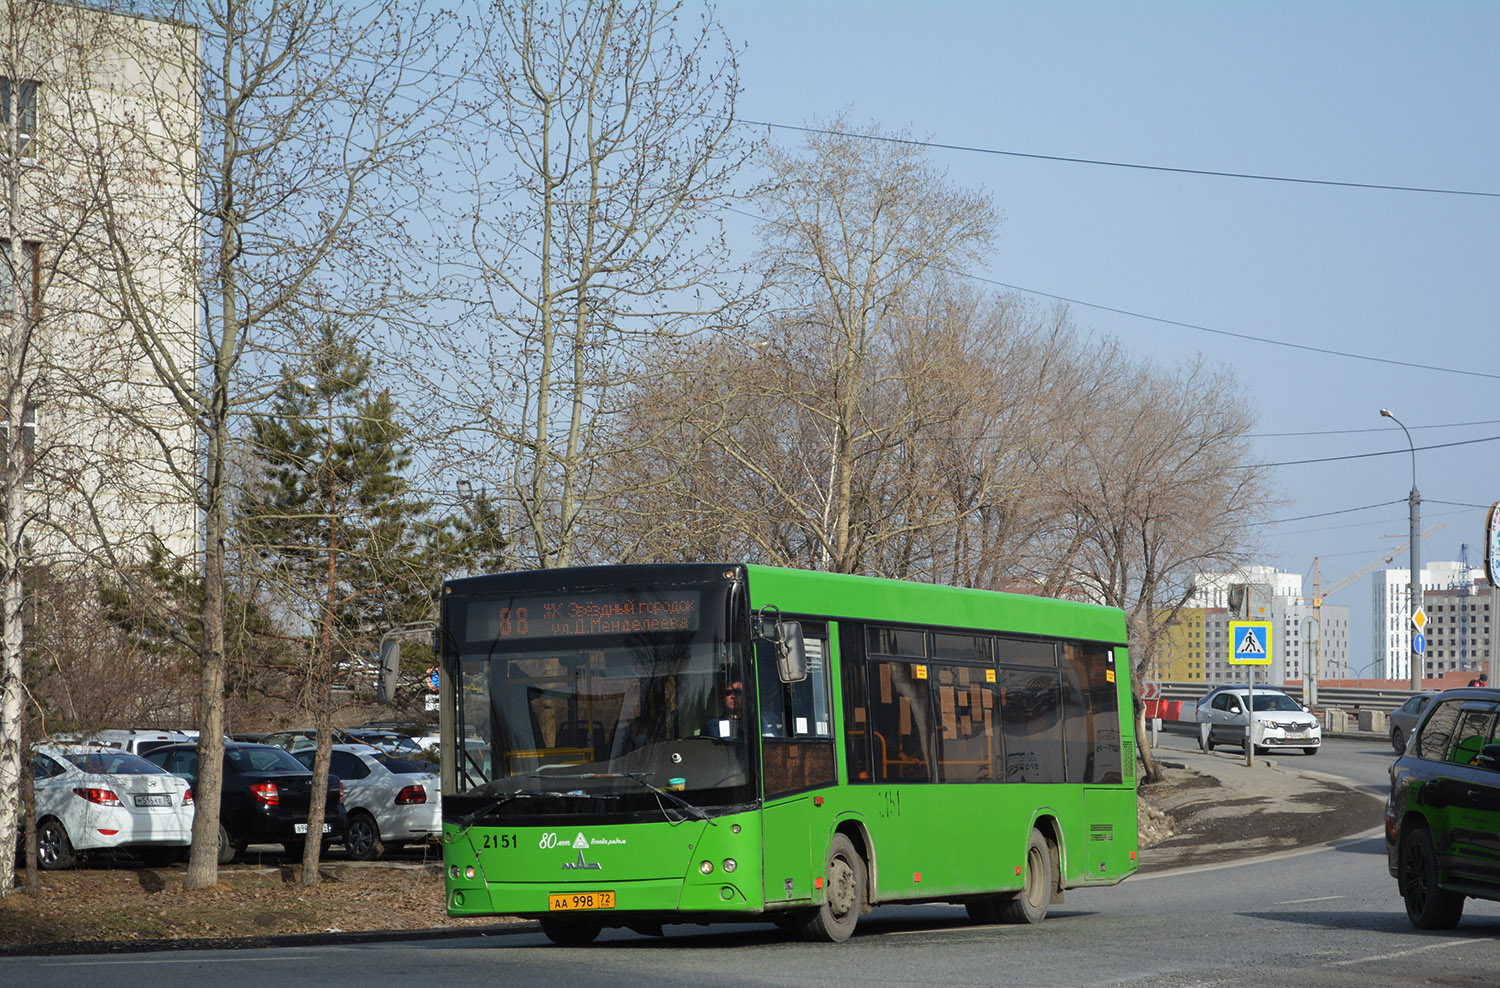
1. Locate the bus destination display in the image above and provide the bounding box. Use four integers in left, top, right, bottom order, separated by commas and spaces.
466, 589, 701, 642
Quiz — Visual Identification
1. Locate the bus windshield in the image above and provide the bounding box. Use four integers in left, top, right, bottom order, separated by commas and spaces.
452, 580, 753, 813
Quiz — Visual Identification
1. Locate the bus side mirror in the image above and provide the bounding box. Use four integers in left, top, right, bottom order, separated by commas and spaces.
756, 606, 807, 684
774, 622, 808, 684
376, 639, 401, 704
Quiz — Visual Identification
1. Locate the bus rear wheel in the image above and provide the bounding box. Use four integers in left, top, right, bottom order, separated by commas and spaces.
1001, 830, 1053, 924
800, 833, 865, 943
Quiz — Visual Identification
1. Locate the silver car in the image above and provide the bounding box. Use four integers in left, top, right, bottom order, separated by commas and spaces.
294, 744, 440, 860
1388, 692, 1439, 754
1197, 685, 1322, 755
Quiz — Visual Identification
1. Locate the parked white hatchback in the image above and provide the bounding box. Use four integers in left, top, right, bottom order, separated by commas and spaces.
294, 744, 440, 860
28, 744, 194, 868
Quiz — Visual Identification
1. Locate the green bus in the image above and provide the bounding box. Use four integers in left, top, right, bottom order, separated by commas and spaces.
434, 563, 1137, 944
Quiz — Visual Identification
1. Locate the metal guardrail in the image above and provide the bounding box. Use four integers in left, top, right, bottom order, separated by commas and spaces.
1154, 681, 1424, 714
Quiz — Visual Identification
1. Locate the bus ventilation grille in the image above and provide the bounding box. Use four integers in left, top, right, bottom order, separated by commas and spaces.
1123, 740, 1135, 780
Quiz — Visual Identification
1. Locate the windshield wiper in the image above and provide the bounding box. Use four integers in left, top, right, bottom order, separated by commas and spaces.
449, 786, 609, 836
555, 771, 715, 825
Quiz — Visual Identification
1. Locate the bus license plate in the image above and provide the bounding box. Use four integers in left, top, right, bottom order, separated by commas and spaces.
549, 891, 615, 911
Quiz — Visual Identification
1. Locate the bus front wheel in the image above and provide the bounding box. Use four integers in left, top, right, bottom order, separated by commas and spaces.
539, 917, 601, 946
800, 833, 865, 943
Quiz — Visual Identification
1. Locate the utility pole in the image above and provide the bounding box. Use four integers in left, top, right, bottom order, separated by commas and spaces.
1381, 409, 1423, 691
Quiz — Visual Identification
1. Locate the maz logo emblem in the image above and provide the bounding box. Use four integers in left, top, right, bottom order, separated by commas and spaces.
562, 849, 602, 871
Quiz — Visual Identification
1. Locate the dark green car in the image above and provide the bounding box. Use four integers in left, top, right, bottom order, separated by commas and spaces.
1385, 687, 1500, 928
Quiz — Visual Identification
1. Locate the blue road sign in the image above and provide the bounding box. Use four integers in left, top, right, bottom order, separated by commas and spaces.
1413, 633, 1426, 655
1229, 620, 1273, 666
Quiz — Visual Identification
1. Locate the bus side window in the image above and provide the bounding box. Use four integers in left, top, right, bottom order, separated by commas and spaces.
1061, 642, 1123, 784
786, 628, 831, 737
868, 659, 934, 783
933, 664, 1000, 783
841, 625, 873, 783
997, 665, 1063, 783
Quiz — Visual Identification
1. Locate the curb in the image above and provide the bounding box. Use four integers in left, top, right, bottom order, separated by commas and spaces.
0, 921, 535, 958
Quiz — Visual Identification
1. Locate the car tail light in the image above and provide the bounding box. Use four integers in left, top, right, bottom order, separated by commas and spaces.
249, 782, 280, 806
74, 787, 122, 806
184, 787, 194, 805
395, 784, 427, 805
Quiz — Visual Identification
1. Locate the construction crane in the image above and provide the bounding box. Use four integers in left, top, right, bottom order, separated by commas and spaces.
1309, 522, 1447, 607
1303, 522, 1446, 705
1452, 542, 1476, 672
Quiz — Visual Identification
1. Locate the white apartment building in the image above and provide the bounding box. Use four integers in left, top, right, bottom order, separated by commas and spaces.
1185, 567, 1350, 685
3, 2, 198, 564
1372, 562, 1490, 681
1189, 566, 1302, 615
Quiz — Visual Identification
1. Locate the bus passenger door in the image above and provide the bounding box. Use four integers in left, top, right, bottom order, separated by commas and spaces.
758, 624, 837, 909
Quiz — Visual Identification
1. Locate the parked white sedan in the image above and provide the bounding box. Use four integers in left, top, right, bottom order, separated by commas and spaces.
1196, 685, 1322, 755
295, 744, 440, 860
29, 744, 194, 869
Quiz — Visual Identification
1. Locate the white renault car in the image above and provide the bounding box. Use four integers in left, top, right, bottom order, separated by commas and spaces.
1196, 685, 1322, 755
28, 744, 194, 868
294, 744, 440, 860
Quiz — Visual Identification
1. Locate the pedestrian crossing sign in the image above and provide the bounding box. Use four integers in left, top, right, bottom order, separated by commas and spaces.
1228, 621, 1273, 666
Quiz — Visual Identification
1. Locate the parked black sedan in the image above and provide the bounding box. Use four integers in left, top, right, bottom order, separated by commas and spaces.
145, 742, 345, 863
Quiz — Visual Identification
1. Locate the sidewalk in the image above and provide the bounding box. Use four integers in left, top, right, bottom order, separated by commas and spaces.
1137, 740, 1385, 873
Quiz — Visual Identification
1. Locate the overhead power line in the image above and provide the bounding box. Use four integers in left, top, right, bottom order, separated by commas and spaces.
1251, 418, 1500, 438
967, 274, 1500, 382
1266, 500, 1404, 525
743, 119, 1500, 199
1252, 433, 1500, 468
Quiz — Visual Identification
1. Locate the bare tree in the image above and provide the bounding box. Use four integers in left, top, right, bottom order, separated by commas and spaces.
600, 282, 1074, 582
627, 119, 999, 575
1030, 349, 1270, 781
52, 0, 455, 889
420, 0, 753, 570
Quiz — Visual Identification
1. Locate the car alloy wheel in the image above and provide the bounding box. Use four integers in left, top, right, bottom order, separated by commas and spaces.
36, 818, 76, 870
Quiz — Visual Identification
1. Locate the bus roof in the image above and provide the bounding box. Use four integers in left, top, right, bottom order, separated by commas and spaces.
745, 564, 1127, 646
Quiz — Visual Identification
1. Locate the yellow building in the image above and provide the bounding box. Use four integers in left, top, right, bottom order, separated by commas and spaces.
1156, 608, 1235, 683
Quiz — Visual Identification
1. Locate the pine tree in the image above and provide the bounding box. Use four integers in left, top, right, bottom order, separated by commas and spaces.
238, 322, 430, 883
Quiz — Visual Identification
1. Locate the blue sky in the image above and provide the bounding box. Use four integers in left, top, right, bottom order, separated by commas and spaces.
715, 0, 1500, 664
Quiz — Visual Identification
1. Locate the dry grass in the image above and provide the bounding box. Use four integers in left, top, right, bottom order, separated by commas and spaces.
0, 859, 515, 950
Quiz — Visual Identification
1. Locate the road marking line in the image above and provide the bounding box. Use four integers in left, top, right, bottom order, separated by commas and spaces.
1277, 895, 1345, 904
1323, 939, 1468, 967
33, 957, 304, 967
888, 925, 981, 936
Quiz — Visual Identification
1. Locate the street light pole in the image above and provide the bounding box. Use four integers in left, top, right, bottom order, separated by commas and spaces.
1380, 409, 1423, 691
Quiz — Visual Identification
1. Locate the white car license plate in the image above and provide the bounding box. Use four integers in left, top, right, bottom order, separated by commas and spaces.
293, 823, 333, 835
134, 794, 173, 807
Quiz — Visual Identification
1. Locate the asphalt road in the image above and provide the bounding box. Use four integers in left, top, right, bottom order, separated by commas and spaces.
6, 737, 1498, 987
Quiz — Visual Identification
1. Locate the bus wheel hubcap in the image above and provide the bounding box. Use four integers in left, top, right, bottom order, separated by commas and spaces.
829, 857, 855, 916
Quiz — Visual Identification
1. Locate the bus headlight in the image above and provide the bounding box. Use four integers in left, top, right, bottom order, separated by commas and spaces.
722, 858, 737, 873
699, 860, 714, 875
